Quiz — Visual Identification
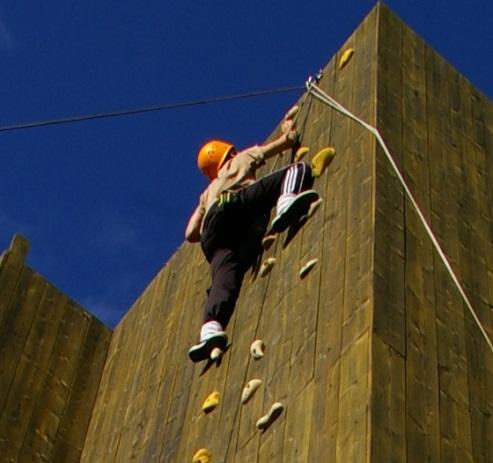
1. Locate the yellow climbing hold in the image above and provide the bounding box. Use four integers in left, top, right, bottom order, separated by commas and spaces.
299, 258, 319, 278
259, 257, 276, 277
311, 147, 336, 177
261, 234, 277, 250
202, 391, 220, 414
192, 448, 211, 463
294, 146, 310, 162
339, 48, 354, 69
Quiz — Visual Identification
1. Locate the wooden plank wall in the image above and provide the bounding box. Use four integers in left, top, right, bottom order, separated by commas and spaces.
81, 7, 378, 463
0, 234, 112, 463
373, 4, 493, 463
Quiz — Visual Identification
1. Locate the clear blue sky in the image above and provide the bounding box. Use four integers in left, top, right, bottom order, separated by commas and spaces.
1, 1, 492, 328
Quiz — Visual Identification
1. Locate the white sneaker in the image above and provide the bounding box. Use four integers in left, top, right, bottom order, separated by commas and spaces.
271, 190, 319, 233
188, 321, 228, 363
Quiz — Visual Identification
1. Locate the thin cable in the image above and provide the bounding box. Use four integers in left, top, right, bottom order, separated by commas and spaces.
0, 85, 304, 134
307, 81, 493, 355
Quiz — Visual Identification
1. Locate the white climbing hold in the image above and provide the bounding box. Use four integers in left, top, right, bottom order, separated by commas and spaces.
250, 339, 265, 360
241, 379, 262, 405
261, 234, 277, 250
256, 402, 285, 430
299, 258, 319, 278
210, 347, 223, 361
294, 146, 310, 162
259, 257, 276, 277
307, 198, 323, 219
202, 391, 220, 413
192, 448, 211, 463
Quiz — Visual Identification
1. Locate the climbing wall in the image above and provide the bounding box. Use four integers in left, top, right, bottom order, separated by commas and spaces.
80, 6, 378, 463
0, 235, 111, 462
372, 5, 493, 462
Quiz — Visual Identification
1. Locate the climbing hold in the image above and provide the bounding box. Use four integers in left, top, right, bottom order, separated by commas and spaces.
210, 347, 224, 361
192, 448, 211, 463
261, 234, 277, 250
339, 48, 354, 69
259, 257, 276, 277
284, 104, 299, 120
250, 339, 265, 360
311, 147, 336, 177
241, 379, 262, 405
202, 391, 220, 414
256, 402, 285, 430
294, 146, 310, 162
307, 198, 323, 219
299, 258, 319, 278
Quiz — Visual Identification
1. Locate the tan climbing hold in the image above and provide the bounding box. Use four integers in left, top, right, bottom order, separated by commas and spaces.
241, 379, 262, 405
261, 234, 277, 250
311, 147, 336, 177
259, 257, 276, 277
256, 402, 285, 430
339, 48, 354, 69
192, 448, 211, 463
284, 104, 299, 120
202, 391, 220, 413
299, 258, 319, 278
294, 146, 310, 162
307, 198, 323, 219
210, 347, 223, 361
250, 339, 265, 360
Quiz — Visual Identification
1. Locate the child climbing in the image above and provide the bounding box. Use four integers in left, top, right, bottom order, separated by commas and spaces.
185, 106, 321, 362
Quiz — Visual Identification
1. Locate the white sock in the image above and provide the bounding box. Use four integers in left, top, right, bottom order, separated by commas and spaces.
200, 320, 224, 341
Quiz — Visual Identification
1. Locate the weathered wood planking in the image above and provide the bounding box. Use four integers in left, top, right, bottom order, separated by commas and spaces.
0, 235, 111, 463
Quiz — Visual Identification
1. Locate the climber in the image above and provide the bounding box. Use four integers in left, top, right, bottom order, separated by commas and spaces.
185, 106, 319, 362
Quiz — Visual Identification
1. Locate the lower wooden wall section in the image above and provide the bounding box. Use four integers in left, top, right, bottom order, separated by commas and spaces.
0, 235, 111, 463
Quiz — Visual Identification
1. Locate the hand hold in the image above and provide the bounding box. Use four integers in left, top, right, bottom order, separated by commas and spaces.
192, 448, 211, 463
250, 339, 265, 360
339, 48, 354, 69
259, 257, 276, 277
311, 147, 336, 177
202, 391, 220, 414
261, 234, 277, 251
299, 258, 319, 279
256, 402, 285, 431
241, 379, 262, 405
294, 146, 310, 162
210, 347, 223, 361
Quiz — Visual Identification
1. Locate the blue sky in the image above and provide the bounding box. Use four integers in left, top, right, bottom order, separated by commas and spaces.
1, 1, 492, 328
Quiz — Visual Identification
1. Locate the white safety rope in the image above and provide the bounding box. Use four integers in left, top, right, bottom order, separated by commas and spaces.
306, 80, 493, 355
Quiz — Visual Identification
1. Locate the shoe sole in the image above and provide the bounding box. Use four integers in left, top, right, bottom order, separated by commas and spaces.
271, 190, 319, 233
188, 334, 228, 363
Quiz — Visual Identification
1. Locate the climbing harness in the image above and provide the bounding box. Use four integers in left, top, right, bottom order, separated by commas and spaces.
303, 77, 493, 355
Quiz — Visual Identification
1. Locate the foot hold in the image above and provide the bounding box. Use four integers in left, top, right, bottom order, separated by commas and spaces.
311, 147, 336, 177
256, 402, 285, 430
299, 258, 319, 278
261, 234, 277, 251
339, 48, 354, 69
250, 339, 265, 360
294, 146, 310, 162
192, 448, 211, 463
241, 379, 262, 405
202, 391, 220, 413
259, 258, 276, 277
210, 347, 224, 361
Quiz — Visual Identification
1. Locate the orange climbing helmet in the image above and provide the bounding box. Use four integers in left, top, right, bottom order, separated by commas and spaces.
197, 139, 235, 180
